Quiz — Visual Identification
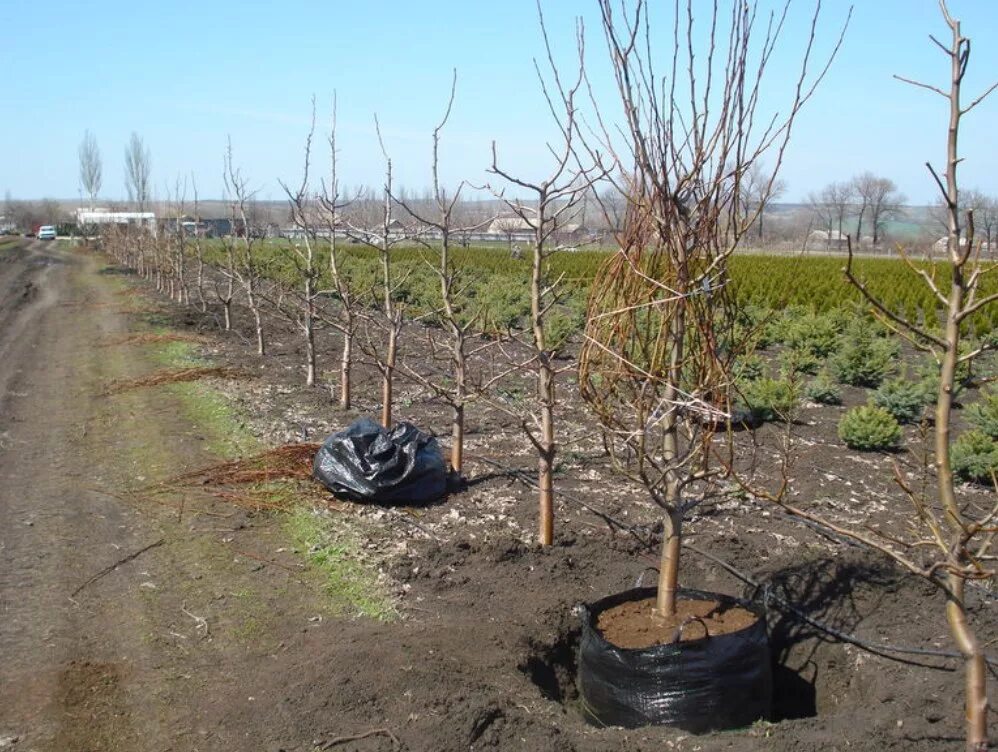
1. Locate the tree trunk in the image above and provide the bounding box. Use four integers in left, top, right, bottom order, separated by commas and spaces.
339, 328, 353, 410
381, 324, 397, 428
538, 364, 555, 546
451, 402, 464, 475
947, 575, 989, 752
196, 256, 206, 312
656, 506, 683, 617
304, 276, 316, 386
531, 231, 556, 546
248, 282, 265, 356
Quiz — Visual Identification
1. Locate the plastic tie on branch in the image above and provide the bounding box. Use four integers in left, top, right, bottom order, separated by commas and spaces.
313, 417, 447, 505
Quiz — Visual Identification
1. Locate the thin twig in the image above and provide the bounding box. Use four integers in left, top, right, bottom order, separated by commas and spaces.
72, 539, 165, 597
317, 727, 399, 750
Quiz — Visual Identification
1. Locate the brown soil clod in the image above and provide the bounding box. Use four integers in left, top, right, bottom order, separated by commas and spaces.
596, 597, 758, 649
103, 366, 246, 395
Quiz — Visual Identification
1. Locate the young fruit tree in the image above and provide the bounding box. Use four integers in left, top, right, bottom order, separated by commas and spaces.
577, 0, 847, 617
391, 72, 498, 476
318, 94, 361, 410
755, 5, 997, 748
279, 101, 324, 386
344, 121, 408, 428
222, 139, 267, 355
488, 17, 600, 546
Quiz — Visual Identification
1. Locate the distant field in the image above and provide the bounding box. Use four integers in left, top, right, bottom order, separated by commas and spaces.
204, 239, 998, 337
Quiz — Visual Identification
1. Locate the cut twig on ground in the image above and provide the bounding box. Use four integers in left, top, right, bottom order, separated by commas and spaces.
149, 443, 327, 512
317, 727, 400, 750
165, 443, 320, 487
71, 538, 165, 597
100, 332, 205, 348
103, 366, 246, 395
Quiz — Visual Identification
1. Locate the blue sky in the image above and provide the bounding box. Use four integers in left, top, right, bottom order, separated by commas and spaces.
2, 0, 996, 204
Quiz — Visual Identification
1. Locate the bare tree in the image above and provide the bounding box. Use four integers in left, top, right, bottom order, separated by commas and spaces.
78, 130, 102, 210
191, 176, 208, 312
822, 181, 856, 246
852, 171, 905, 245
166, 176, 189, 304
935, 189, 998, 256
807, 189, 835, 247
755, 5, 997, 748
488, 12, 601, 546
124, 132, 152, 211
318, 94, 360, 409
223, 139, 267, 355
392, 72, 497, 476
578, 0, 847, 617
344, 120, 407, 427
741, 162, 786, 242
279, 100, 324, 386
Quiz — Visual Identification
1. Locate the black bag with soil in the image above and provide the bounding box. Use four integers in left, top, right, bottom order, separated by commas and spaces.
313, 417, 447, 505
577, 586, 771, 732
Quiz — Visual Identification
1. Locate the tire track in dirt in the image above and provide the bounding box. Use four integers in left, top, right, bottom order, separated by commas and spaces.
0, 244, 349, 752
0, 243, 212, 750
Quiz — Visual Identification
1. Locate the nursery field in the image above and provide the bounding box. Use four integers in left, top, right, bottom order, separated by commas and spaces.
2, 237, 993, 751
202, 239, 998, 338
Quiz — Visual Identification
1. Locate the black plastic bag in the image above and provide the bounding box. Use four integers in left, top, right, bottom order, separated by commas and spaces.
313, 418, 447, 505
577, 587, 772, 732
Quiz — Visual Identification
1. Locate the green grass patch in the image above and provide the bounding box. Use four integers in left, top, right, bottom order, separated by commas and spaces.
284, 506, 397, 621
167, 381, 259, 459
153, 338, 210, 367
153, 338, 259, 459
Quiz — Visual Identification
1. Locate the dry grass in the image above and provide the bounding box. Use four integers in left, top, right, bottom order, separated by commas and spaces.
100, 332, 205, 348
152, 443, 325, 512
170, 443, 321, 486
103, 366, 245, 395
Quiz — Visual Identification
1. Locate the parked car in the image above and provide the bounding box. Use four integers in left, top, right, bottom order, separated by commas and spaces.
37, 225, 56, 240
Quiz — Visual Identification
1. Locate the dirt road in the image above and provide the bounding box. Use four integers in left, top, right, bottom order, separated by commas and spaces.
0, 241, 318, 751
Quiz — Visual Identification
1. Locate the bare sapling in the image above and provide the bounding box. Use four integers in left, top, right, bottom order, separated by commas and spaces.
167, 176, 189, 305
577, 0, 847, 616
750, 5, 996, 748
215, 228, 236, 331
344, 119, 408, 428
487, 14, 600, 545
318, 94, 360, 410
279, 100, 325, 386
390, 72, 495, 476
223, 138, 267, 355
191, 176, 208, 312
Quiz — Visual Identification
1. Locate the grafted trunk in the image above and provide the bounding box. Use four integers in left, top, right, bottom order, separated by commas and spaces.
537, 363, 555, 546
381, 324, 397, 428
339, 329, 353, 410
946, 575, 989, 752
656, 506, 683, 617
451, 403, 464, 475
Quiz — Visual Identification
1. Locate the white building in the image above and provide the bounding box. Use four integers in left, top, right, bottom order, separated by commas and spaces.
75, 208, 157, 235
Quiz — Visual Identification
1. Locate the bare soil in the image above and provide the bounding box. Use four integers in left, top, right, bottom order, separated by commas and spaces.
0, 240, 994, 751
597, 597, 760, 648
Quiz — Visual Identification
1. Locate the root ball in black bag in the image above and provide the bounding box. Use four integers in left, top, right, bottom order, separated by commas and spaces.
313, 418, 447, 505
577, 587, 772, 732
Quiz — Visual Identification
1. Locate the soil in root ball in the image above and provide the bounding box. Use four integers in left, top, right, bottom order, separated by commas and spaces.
597, 597, 758, 649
